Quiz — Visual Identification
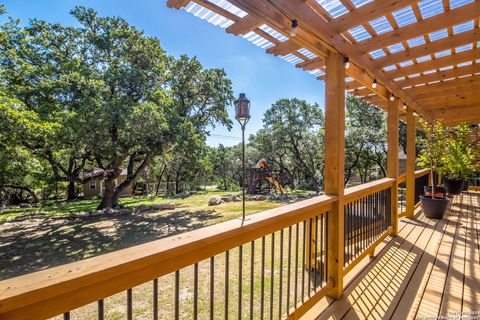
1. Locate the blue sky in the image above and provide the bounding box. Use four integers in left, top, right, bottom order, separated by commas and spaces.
2, 0, 326, 146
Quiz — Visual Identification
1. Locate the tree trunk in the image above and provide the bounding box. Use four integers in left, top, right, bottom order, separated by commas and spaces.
67, 180, 76, 201
97, 179, 116, 209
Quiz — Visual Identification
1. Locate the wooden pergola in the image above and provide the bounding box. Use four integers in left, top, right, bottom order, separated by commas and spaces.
168, 0, 480, 300
168, 0, 479, 126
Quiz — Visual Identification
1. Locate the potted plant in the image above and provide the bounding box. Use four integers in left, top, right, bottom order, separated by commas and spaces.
417, 121, 449, 219
442, 123, 475, 195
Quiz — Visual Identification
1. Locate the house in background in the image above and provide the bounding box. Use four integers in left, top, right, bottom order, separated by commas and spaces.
83, 169, 133, 198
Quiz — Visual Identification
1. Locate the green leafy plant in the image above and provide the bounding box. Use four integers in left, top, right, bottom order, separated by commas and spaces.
443, 123, 476, 180
417, 121, 448, 197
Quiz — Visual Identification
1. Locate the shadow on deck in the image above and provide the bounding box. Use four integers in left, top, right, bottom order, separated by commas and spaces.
313, 191, 480, 320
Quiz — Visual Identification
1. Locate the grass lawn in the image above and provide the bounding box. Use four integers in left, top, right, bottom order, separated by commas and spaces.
0, 189, 313, 279
0, 189, 321, 319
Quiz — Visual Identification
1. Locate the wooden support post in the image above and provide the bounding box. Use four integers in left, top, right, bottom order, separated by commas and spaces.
325, 51, 345, 299
406, 106, 416, 219
387, 98, 399, 235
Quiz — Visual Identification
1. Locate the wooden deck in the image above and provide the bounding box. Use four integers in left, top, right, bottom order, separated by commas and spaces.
313, 191, 480, 320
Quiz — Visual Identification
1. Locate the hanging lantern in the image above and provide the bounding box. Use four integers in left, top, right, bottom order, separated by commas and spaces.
235, 93, 250, 124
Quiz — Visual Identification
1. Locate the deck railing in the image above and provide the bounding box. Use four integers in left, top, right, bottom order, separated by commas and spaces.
397, 174, 407, 216
0, 177, 408, 320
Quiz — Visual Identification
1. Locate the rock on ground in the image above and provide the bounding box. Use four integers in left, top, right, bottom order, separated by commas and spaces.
208, 196, 224, 206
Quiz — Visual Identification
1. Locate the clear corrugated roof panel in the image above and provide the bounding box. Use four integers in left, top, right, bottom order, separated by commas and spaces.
349, 25, 372, 42
350, 0, 373, 8
308, 69, 325, 76
423, 69, 437, 74
207, 0, 247, 18
315, 0, 349, 18
259, 24, 288, 42
457, 61, 473, 67
298, 48, 317, 59
439, 66, 454, 71
281, 53, 303, 65
429, 28, 448, 41
384, 65, 397, 71
369, 49, 387, 59
418, 0, 444, 20
399, 60, 414, 67
392, 6, 417, 27
242, 31, 274, 49
416, 55, 432, 63
345, 77, 354, 82
453, 21, 474, 34
185, 2, 234, 28
394, 76, 406, 81
409, 73, 421, 78
369, 16, 393, 35
388, 43, 405, 53
434, 50, 451, 58
455, 44, 473, 53
407, 36, 426, 47
450, 0, 475, 9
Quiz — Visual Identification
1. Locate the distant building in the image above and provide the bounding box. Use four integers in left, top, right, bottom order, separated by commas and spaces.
83, 169, 133, 198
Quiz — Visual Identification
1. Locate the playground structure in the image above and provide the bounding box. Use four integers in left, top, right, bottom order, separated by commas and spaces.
246, 159, 286, 195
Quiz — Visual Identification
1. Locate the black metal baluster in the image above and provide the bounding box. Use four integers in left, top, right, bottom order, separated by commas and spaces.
301, 220, 306, 302
225, 250, 230, 320
194, 263, 199, 320
343, 206, 347, 266
238, 245, 243, 320
307, 218, 312, 296
270, 233, 275, 320
63, 312, 70, 320
279, 229, 284, 319
286, 226, 292, 315
250, 241, 255, 320
210, 256, 215, 320
320, 214, 324, 284
314, 215, 318, 290
294, 223, 299, 307
325, 214, 329, 280
98, 299, 104, 320
261, 237, 265, 320
175, 270, 180, 320
127, 288, 132, 320
153, 279, 158, 320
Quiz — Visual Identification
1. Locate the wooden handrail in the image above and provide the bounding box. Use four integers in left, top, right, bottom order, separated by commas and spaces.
397, 174, 406, 184
0, 195, 336, 320
344, 177, 396, 203
415, 168, 430, 178
0, 178, 402, 320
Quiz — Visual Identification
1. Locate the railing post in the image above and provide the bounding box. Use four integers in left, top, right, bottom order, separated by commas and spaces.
406, 106, 416, 219
387, 97, 399, 235
324, 51, 345, 299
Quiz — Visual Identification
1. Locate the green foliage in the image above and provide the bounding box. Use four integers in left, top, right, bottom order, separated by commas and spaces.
0, 6, 234, 207
345, 95, 387, 184
417, 121, 447, 176
252, 98, 324, 192
442, 123, 476, 180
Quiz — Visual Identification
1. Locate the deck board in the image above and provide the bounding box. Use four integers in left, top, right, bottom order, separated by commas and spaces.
313, 191, 480, 320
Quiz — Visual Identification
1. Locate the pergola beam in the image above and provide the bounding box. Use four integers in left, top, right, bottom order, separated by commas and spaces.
411, 84, 480, 100
258, 0, 404, 105
404, 75, 480, 95
357, 2, 480, 53
395, 64, 480, 88
374, 28, 480, 67
226, 14, 263, 35
386, 48, 480, 79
